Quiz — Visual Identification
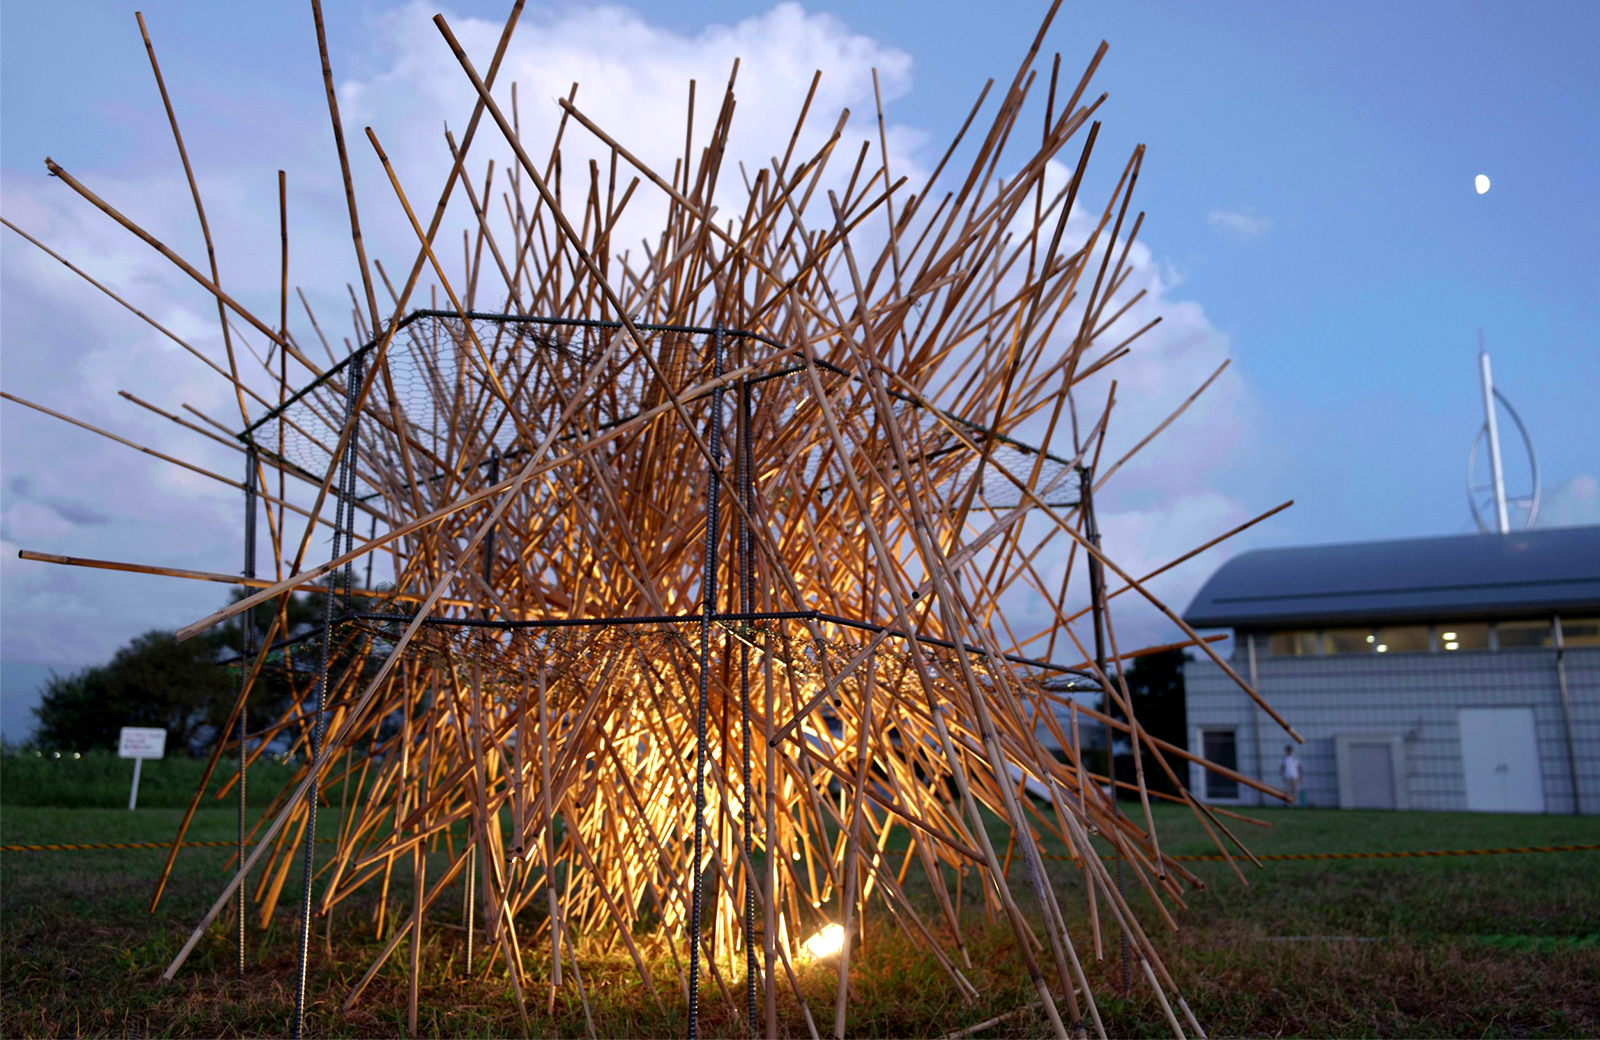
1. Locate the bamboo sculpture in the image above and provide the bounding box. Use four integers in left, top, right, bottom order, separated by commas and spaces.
5, 3, 1300, 1037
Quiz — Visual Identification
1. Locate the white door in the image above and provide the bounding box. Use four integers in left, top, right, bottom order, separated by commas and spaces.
1458, 707, 1544, 813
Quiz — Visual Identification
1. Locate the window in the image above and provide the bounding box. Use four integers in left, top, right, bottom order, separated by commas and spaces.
1496, 619, 1552, 649
1559, 617, 1600, 648
1374, 625, 1428, 654
1200, 729, 1239, 800
1324, 627, 1374, 654
1437, 622, 1489, 651
1268, 630, 1320, 656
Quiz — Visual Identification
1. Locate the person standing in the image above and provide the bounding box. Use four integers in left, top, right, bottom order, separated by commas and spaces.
1280, 744, 1301, 806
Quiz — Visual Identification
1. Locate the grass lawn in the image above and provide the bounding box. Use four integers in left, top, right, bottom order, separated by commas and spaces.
3, 788, 1597, 1038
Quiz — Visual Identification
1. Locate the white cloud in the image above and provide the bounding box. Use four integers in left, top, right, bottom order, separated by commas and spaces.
1, 1, 917, 665
340, 1, 922, 296
1, 1, 1264, 671
1206, 208, 1271, 240
1, 502, 78, 542
1537, 474, 1600, 528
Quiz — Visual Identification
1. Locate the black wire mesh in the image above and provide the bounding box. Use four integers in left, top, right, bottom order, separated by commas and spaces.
240, 312, 1080, 515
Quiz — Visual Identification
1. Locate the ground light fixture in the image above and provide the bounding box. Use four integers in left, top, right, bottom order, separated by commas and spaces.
800, 924, 847, 962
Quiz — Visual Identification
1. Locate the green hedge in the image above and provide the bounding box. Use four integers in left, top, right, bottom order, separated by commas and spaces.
0, 750, 300, 809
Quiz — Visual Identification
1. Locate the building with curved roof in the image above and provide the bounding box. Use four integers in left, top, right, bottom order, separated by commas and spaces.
1179, 526, 1599, 815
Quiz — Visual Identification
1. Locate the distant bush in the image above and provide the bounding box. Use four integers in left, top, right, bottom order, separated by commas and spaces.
0, 749, 300, 809
30, 592, 323, 756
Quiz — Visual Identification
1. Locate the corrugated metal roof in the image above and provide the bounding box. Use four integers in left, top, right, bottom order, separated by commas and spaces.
1182, 525, 1600, 629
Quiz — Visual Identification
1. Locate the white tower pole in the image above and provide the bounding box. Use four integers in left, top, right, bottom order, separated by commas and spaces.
1478, 332, 1510, 535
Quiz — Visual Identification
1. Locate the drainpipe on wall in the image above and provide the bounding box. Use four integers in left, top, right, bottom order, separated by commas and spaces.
1553, 615, 1582, 815
1246, 632, 1265, 807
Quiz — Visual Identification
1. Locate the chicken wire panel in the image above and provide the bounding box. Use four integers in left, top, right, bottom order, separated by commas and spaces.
342, 611, 1067, 744
242, 313, 705, 502
243, 312, 1078, 516
772, 364, 1083, 513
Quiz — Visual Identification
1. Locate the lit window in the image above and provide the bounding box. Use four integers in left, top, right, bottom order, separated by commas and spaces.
1324, 628, 1374, 654
1268, 631, 1320, 656
1559, 617, 1600, 648
1376, 626, 1428, 653
1437, 622, 1489, 651
1496, 619, 1552, 649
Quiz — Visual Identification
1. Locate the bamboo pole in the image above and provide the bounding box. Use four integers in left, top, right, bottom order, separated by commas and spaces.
8, 10, 1313, 1036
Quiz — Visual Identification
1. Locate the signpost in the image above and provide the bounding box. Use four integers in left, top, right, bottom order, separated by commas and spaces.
118, 727, 167, 810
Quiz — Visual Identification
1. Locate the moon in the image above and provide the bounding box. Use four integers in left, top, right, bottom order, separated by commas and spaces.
1475, 174, 1491, 195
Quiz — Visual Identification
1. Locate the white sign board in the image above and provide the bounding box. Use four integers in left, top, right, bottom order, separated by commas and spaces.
118, 727, 167, 759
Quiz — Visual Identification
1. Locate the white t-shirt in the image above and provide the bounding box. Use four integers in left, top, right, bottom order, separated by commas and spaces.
1282, 754, 1301, 781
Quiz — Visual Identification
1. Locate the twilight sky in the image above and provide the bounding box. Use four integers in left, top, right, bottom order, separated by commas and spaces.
2, 1, 1597, 738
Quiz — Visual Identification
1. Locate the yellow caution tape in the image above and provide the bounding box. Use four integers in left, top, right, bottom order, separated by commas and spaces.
1, 837, 340, 853
4, 839, 1595, 859
1039, 843, 1600, 863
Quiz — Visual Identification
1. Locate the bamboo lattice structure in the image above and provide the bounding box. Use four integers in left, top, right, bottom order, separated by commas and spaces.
4, 3, 1301, 1037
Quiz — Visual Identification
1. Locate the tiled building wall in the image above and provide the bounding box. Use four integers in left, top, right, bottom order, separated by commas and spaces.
1184, 642, 1600, 814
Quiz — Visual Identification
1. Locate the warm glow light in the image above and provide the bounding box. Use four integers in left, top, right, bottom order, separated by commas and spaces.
1366, 634, 1376, 643
1376, 645, 1388, 653
1442, 631, 1457, 640
1475, 174, 1490, 195
800, 924, 846, 961
1445, 641, 1459, 650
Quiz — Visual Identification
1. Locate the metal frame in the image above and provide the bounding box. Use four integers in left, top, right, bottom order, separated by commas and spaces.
235, 309, 1085, 513
233, 310, 1108, 1039
1469, 345, 1539, 534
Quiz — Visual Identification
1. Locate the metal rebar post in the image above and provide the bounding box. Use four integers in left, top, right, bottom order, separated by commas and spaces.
1553, 616, 1582, 815
292, 352, 362, 1040
483, 448, 500, 589
339, 362, 362, 612
464, 844, 476, 977
738, 373, 757, 1035
364, 513, 376, 592
238, 443, 259, 980
690, 328, 727, 1040
464, 449, 494, 980
1080, 465, 1128, 996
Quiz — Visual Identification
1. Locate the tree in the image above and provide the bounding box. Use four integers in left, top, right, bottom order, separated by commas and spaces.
31, 591, 323, 755
1121, 647, 1188, 754
33, 631, 233, 754
1098, 647, 1189, 796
